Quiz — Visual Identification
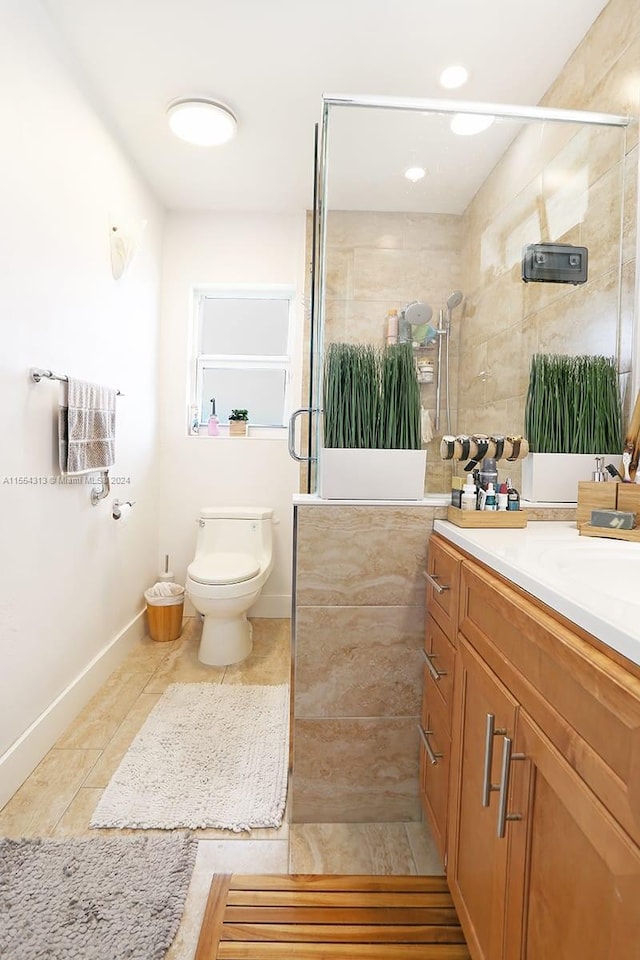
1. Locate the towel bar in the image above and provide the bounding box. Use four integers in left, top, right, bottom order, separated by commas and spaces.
30, 367, 123, 396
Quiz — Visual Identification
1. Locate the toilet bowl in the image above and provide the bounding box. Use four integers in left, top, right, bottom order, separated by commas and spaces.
185, 507, 274, 666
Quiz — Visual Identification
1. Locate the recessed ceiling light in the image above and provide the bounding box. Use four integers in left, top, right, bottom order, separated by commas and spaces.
439, 65, 469, 90
404, 166, 426, 183
167, 98, 237, 146
450, 113, 494, 136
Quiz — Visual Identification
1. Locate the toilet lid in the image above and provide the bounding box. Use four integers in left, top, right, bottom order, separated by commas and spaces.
188, 551, 260, 585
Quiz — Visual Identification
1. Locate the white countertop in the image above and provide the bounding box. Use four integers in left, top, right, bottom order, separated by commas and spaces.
434, 519, 640, 667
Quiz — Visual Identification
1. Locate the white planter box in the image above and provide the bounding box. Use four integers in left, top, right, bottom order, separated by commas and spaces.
521, 453, 619, 503
319, 447, 427, 500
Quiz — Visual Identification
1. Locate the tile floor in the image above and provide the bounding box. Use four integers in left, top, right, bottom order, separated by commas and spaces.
0, 616, 444, 960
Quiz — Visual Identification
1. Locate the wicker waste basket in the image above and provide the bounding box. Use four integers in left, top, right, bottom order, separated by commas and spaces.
144, 582, 185, 643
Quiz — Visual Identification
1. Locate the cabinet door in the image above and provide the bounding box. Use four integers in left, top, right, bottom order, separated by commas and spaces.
504, 712, 640, 960
425, 534, 462, 642
448, 637, 518, 960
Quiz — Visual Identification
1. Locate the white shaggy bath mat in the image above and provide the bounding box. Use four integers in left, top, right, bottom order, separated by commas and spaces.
90, 683, 289, 831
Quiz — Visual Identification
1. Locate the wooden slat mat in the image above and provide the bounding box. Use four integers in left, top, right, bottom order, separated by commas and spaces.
195, 874, 470, 959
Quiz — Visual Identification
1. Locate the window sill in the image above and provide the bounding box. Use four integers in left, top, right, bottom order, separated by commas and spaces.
189, 426, 287, 440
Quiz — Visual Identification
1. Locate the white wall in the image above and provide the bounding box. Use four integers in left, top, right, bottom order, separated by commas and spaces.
159, 213, 306, 615
0, 0, 164, 803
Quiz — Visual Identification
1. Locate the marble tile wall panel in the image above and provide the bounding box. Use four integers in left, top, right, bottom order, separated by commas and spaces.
549, 0, 636, 107
294, 604, 423, 718
402, 213, 463, 252
580, 164, 625, 279
291, 717, 421, 822
351, 248, 459, 304
324, 211, 405, 249
295, 505, 434, 607
536, 269, 619, 357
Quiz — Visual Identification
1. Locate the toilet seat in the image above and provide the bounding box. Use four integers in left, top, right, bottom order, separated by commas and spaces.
187, 551, 260, 586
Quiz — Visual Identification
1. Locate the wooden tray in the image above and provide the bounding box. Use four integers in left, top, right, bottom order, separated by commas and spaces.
579, 523, 640, 542
447, 506, 528, 528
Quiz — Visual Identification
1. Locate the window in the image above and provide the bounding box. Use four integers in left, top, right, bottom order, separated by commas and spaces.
192, 286, 294, 430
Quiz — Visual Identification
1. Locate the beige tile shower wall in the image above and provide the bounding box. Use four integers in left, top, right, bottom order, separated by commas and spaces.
456, 0, 639, 491
304, 211, 464, 494
291, 504, 440, 822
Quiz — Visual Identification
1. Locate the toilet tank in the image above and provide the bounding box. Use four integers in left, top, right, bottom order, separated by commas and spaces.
196, 507, 274, 565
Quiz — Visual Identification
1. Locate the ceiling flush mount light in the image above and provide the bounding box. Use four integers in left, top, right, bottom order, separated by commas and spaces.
439, 65, 469, 90
404, 166, 426, 183
167, 98, 237, 146
450, 113, 495, 136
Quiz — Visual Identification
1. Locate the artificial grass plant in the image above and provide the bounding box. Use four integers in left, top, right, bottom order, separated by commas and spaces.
323, 341, 421, 450
525, 353, 622, 454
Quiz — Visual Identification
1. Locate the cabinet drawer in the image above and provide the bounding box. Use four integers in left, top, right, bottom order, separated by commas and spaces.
424, 614, 455, 720
425, 534, 462, 643
419, 680, 451, 861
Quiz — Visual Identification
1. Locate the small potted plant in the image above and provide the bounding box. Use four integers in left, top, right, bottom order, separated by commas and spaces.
228, 408, 249, 437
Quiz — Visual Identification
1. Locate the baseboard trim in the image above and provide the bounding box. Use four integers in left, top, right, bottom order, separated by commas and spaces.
0, 609, 146, 810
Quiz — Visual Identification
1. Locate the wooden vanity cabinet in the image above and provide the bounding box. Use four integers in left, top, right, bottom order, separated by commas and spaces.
419, 535, 464, 862
445, 549, 640, 960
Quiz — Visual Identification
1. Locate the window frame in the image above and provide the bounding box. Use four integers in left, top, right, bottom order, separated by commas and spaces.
191, 284, 295, 431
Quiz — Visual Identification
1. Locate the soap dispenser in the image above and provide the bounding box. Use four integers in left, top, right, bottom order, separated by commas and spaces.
207, 398, 220, 436
461, 478, 478, 511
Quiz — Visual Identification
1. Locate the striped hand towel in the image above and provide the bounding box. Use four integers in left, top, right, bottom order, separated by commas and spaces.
59, 379, 116, 475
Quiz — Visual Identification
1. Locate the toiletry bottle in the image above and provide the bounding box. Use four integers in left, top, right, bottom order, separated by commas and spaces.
484, 482, 497, 510
207, 398, 220, 437
190, 404, 200, 435
418, 359, 434, 383
461, 478, 478, 511
398, 309, 411, 343
386, 309, 399, 345
479, 457, 498, 491
507, 486, 520, 511
592, 456, 606, 482
498, 481, 509, 511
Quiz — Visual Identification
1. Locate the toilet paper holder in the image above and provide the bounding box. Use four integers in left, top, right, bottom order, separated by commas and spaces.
112, 499, 135, 520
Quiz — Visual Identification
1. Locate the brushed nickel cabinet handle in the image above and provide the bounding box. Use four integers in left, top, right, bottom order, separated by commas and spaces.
482, 713, 506, 807
421, 647, 447, 682
496, 736, 525, 838
417, 724, 443, 765
423, 570, 450, 594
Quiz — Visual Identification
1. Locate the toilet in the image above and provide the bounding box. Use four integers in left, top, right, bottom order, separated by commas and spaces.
185, 507, 274, 666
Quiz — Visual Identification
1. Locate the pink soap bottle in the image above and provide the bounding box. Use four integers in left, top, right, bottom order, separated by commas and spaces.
207, 398, 220, 436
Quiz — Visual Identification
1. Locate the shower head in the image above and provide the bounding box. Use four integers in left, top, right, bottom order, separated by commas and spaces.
446, 290, 463, 311
404, 301, 433, 326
